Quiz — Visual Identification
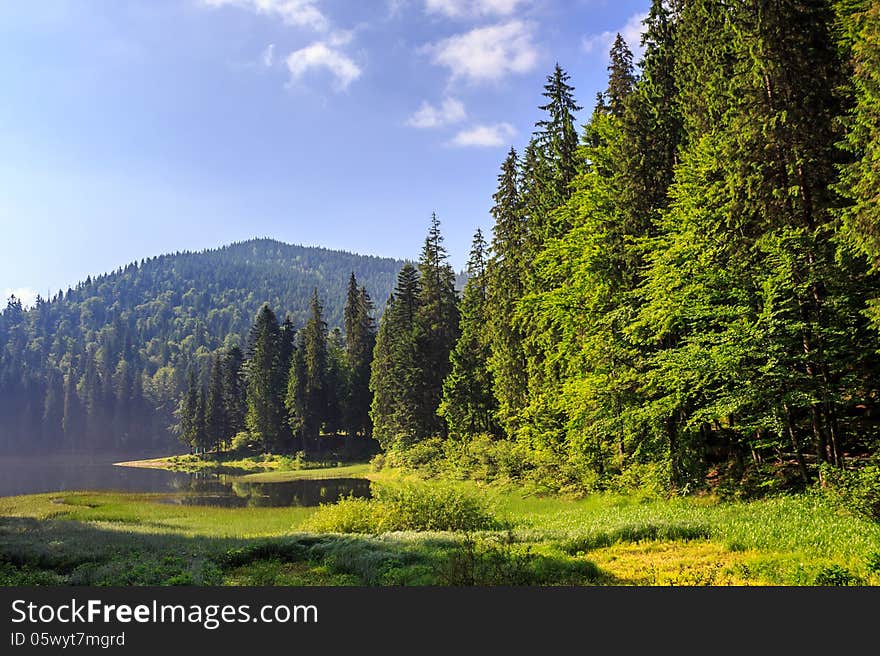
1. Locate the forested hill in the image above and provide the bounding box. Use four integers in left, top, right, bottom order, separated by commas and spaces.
0, 238, 404, 454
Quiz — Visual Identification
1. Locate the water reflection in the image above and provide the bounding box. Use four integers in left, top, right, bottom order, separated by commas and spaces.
0, 456, 371, 508
160, 477, 372, 507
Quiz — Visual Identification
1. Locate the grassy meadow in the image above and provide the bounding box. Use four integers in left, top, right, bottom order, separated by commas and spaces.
1, 462, 879, 586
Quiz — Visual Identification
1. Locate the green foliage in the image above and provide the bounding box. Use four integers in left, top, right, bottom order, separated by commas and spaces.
812, 564, 862, 586
819, 460, 880, 520
304, 480, 500, 534
837, 0, 880, 330
230, 431, 255, 454
245, 304, 286, 452
440, 229, 499, 438
302, 497, 377, 534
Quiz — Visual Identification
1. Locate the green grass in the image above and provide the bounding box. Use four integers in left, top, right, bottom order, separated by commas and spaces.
1, 468, 879, 586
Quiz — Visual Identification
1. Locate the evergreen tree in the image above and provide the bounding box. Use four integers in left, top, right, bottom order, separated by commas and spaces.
606, 33, 636, 117
180, 368, 199, 448
485, 149, 529, 435
343, 275, 376, 438
245, 304, 285, 452
370, 264, 423, 449
326, 327, 347, 436
205, 353, 227, 450
535, 64, 583, 205
518, 65, 583, 450
194, 385, 209, 452
838, 0, 880, 329
286, 290, 330, 454
439, 228, 499, 437
222, 346, 246, 439
415, 213, 460, 439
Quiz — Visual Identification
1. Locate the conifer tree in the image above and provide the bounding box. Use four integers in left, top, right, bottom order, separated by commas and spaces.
245, 304, 285, 452
415, 213, 460, 439
286, 290, 330, 453
606, 33, 636, 117
838, 0, 880, 329
222, 345, 246, 438
180, 367, 199, 448
485, 149, 529, 435
343, 274, 376, 438
205, 353, 227, 450
370, 264, 423, 449
440, 228, 499, 437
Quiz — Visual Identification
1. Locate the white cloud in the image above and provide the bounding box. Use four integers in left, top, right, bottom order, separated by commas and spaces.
2, 287, 38, 309
425, 0, 527, 18
426, 20, 538, 83
200, 0, 329, 32
286, 42, 362, 90
449, 122, 515, 147
262, 43, 276, 66
583, 12, 647, 61
406, 98, 466, 128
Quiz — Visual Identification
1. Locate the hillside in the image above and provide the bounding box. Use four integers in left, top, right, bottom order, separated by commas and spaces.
0, 239, 404, 453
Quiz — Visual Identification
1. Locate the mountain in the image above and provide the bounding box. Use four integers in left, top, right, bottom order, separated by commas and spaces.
0, 238, 404, 454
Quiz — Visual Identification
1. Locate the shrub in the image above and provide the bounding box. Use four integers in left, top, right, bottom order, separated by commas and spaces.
867, 552, 880, 575
369, 453, 386, 472
231, 431, 256, 454
820, 460, 880, 521
303, 481, 500, 534
813, 564, 862, 586
609, 462, 672, 499
372, 481, 500, 532
302, 497, 376, 534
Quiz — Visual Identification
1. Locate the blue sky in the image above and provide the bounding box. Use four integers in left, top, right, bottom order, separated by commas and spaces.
1, 0, 650, 307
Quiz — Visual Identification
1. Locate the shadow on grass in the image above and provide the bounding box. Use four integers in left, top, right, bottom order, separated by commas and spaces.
0, 516, 605, 587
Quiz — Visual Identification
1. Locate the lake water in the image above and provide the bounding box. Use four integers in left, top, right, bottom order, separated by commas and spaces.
0, 455, 372, 507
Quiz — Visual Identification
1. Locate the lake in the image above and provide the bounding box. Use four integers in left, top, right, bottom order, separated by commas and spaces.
0, 455, 371, 507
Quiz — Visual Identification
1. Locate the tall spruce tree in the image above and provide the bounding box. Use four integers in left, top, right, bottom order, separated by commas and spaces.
439, 228, 499, 437
222, 346, 246, 439
245, 304, 285, 452
370, 264, 423, 449
838, 0, 880, 330
343, 274, 376, 438
485, 149, 529, 436
415, 213, 460, 439
204, 353, 227, 450
286, 290, 330, 454
518, 65, 583, 451
180, 367, 199, 448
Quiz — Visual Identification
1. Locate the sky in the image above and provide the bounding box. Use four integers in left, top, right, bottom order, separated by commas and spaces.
0, 0, 651, 308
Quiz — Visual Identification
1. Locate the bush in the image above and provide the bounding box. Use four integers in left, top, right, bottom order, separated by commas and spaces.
813, 564, 862, 586
372, 481, 500, 532
231, 431, 257, 454
302, 497, 376, 534
609, 462, 672, 499
303, 481, 500, 534
820, 461, 880, 521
